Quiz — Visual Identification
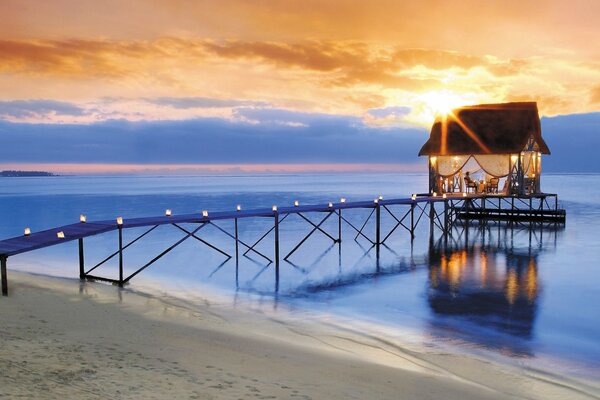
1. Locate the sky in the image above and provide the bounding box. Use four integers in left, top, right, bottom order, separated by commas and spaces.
1, 0, 599, 173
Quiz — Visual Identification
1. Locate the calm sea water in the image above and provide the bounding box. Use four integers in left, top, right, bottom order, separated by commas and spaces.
1, 173, 599, 378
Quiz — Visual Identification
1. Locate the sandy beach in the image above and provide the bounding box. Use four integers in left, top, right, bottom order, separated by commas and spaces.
0, 271, 598, 400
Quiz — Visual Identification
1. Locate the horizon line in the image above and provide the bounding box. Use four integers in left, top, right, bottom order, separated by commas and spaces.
0, 162, 426, 175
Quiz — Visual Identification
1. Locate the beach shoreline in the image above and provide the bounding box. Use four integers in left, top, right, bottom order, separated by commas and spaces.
1, 271, 599, 399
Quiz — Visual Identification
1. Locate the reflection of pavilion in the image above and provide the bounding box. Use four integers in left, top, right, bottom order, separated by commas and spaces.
428, 244, 539, 338
425, 222, 561, 355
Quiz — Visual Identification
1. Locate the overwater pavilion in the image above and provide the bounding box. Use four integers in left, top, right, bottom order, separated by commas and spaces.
419, 102, 550, 196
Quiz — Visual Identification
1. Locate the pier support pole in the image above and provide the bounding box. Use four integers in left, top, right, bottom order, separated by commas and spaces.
481, 197, 486, 220
376, 204, 381, 245
234, 218, 239, 264
375, 203, 381, 259
78, 238, 85, 279
410, 203, 415, 240
443, 200, 449, 236
338, 209, 342, 243
118, 226, 123, 287
274, 213, 280, 287
529, 196, 533, 211
1, 255, 7, 296
429, 201, 435, 235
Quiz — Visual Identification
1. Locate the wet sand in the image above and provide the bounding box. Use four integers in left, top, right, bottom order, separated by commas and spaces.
0, 271, 598, 399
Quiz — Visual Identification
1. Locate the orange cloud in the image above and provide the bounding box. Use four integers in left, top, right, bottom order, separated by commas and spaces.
0, 38, 204, 78
0, 0, 598, 124
590, 86, 600, 105
2, 1, 598, 60
0, 38, 535, 95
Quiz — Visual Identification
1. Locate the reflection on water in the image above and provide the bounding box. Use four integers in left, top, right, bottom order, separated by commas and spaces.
425, 221, 562, 356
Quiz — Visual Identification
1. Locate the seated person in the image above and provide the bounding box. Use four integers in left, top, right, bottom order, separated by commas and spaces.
464, 172, 478, 192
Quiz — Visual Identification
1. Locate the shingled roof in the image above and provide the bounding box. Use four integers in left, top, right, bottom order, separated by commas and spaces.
418, 102, 550, 156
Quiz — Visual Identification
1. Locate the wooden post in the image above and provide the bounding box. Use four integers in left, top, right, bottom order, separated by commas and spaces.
429, 201, 435, 234
518, 154, 524, 196
338, 209, 342, 243
118, 227, 123, 286
274, 213, 280, 281
1, 256, 7, 296
410, 203, 415, 239
481, 197, 486, 213
529, 196, 533, 212
443, 200, 449, 235
375, 204, 381, 246
78, 238, 85, 279
234, 218, 239, 263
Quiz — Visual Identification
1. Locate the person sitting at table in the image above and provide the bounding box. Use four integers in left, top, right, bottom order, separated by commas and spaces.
464, 171, 478, 193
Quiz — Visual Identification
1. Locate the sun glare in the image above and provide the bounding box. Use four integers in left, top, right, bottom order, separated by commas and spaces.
422, 90, 469, 117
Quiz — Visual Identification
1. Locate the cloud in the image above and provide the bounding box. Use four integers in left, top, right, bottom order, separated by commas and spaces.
0, 37, 598, 124
0, 115, 427, 165
0, 38, 202, 78
201, 40, 521, 88
367, 106, 411, 119
146, 97, 269, 109
0, 100, 87, 120
0, 38, 535, 87
590, 86, 600, 104
3, 1, 598, 61
1, 111, 598, 172
232, 107, 356, 128
541, 112, 600, 172
364, 106, 412, 127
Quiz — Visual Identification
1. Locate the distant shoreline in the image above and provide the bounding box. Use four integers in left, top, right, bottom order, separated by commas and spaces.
0, 170, 56, 177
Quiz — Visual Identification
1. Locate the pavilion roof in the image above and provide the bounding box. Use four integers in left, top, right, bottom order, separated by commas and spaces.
419, 102, 550, 156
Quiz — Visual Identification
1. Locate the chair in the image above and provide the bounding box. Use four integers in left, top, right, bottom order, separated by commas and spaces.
464, 177, 478, 193
487, 177, 499, 193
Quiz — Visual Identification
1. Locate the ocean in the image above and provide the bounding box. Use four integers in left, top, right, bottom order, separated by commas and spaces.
1, 173, 599, 379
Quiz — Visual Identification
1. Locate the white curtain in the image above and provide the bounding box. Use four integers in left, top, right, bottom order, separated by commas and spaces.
437, 155, 470, 177
474, 155, 511, 177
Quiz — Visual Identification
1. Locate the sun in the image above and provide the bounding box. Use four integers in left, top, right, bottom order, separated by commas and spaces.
421, 90, 470, 117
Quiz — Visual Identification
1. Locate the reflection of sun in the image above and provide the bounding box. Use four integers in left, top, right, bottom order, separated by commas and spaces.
421, 90, 470, 117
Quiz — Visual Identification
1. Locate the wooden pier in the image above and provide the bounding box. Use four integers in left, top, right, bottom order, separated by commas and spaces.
0, 192, 565, 296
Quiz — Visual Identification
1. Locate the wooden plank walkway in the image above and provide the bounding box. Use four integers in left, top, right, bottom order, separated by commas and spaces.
0, 193, 561, 258
0, 196, 426, 257
0, 192, 564, 296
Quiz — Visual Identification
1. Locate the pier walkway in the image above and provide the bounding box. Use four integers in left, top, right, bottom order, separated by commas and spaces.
0, 193, 565, 296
